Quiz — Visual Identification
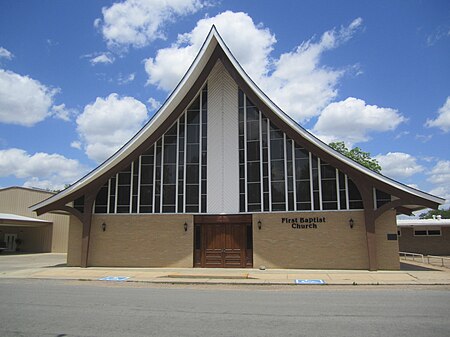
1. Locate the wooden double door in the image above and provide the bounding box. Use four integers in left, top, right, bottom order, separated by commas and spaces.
194, 215, 253, 268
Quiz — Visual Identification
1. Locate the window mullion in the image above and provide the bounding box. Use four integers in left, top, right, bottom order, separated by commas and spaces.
345, 174, 350, 210
318, 158, 322, 211
336, 168, 340, 210
309, 152, 313, 210
152, 144, 157, 213
283, 133, 288, 211
107, 178, 111, 214
244, 94, 248, 212
175, 120, 179, 213
267, 120, 272, 212
183, 113, 187, 213
292, 140, 297, 211
259, 110, 264, 211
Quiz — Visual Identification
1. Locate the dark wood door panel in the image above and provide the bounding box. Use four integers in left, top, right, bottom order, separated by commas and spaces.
194, 215, 252, 268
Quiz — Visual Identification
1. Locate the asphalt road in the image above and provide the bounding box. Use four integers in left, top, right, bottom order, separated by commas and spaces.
0, 279, 449, 337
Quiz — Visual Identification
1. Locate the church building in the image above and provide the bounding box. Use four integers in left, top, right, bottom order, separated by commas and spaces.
32, 27, 444, 270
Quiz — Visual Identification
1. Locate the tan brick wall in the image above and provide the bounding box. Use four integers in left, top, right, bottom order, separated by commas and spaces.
375, 210, 400, 270
66, 210, 400, 269
399, 227, 450, 255
253, 211, 369, 269
253, 210, 400, 270
67, 214, 194, 267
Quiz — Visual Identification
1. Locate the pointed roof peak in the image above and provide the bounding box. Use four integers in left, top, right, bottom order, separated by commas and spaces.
31, 24, 444, 214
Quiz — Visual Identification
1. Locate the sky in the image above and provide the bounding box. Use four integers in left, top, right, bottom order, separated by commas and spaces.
0, 0, 449, 209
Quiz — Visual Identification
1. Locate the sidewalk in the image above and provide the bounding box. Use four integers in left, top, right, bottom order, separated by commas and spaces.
1, 254, 449, 285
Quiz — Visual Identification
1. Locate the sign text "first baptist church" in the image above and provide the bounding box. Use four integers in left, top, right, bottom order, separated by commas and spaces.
282, 217, 326, 229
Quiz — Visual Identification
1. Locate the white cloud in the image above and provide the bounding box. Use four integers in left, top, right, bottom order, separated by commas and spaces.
98, 0, 205, 50
312, 97, 406, 145
427, 160, 450, 185
144, 12, 362, 122
147, 97, 161, 111
262, 18, 363, 121
145, 11, 276, 91
426, 26, 450, 46
0, 69, 58, 126
428, 186, 449, 209
70, 141, 82, 150
51, 103, 77, 121
0, 47, 13, 60
375, 152, 424, 179
118, 72, 135, 85
0, 148, 89, 190
415, 134, 432, 143
426, 96, 450, 132
76, 93, 148, 163
90, 53, 115, 65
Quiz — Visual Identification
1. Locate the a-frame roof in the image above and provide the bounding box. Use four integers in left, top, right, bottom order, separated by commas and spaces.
31, 26, 444, 215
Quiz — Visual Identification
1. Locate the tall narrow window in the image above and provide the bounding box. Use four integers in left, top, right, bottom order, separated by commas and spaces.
162, 124, 177, 212
238, 89, 246, 212
178, 114, 185, 212
117, 165, 131, 213
338, 172, 347, 210
154, 139, 162, 213
109, 176, 116, 213
139, 145, 154, 213
131, 160, 139, 213
270, 123, 286, 211
246, 97, 261, 212
348, 179, 363, 209
185, 96, 200, 213
295, 145, 311, 210
262, 116, 270, 212
201, 84, 208, 213
94, 183, 108, 213
321, 161, 338, 210
311, 155, 320, 210
286, 138, 295, 211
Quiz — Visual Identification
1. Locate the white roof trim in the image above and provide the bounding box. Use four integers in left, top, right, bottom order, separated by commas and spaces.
0, 213, 52, 224
397, 219, 450, 227
32, 26, 444, 212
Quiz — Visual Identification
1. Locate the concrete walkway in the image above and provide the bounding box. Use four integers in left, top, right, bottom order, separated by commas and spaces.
1, 253, 450, 286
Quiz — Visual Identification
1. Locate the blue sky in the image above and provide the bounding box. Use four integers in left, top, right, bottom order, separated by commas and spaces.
0, 0, 449, 208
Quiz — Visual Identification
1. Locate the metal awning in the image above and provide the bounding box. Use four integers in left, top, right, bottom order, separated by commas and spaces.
0, 213, 52, 227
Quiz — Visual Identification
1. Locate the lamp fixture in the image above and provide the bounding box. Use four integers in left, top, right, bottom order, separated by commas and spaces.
102, 222, 106, 232
184, 222, 188, 232
258, 220, 262, 230
349, 218, 354, 229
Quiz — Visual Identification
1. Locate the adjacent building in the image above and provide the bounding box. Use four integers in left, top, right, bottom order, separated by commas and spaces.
31, 27, 444, 270
0, 187, 69, 253
398, 216, 450, 255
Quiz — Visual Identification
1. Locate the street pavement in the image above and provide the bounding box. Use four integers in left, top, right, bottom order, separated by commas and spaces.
1, 278, 449, 337
1, 253, 450, 286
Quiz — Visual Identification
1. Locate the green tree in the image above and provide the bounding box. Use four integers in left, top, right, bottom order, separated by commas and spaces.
329, 141, 382, 173
419, 207, 450, 219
